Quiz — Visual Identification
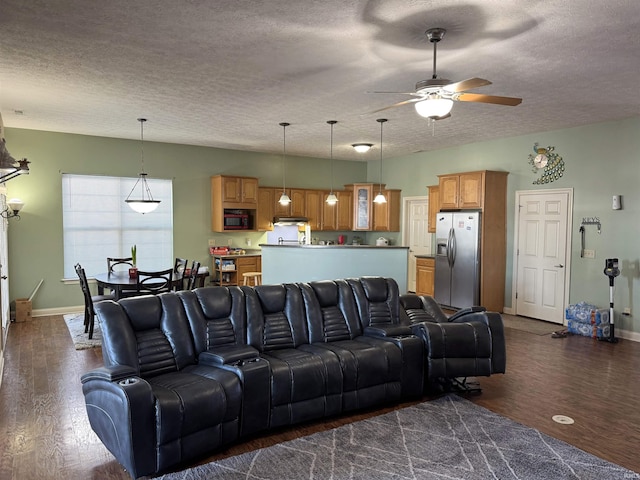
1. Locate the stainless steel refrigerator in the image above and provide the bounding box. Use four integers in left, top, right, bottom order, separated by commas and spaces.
434, 211, 481, 309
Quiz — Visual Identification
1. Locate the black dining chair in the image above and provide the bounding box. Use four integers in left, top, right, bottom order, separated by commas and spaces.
136, 268, 174, 295
185, 261, 201, 290
173, 257, 188, 291
107, 257, 134, 273
75, 263, 114, 339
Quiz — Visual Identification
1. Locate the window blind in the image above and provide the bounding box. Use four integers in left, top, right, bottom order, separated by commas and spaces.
62, 173, 173, 279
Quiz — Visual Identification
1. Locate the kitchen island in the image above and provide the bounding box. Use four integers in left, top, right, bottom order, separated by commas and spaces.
260, 244, 409, 293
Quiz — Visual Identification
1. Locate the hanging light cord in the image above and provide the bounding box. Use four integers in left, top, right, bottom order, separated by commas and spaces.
328, 120, 337, 193
377, 118, 387, 194
139, 118, 146, 174
279, 122, 289, 192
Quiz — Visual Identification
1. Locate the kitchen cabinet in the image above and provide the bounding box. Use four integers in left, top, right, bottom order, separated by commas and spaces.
321, 190, 353, 231
304, 189, 323, 231
373, 189, 401, 232
427, 185, 439, 233
212, 254, 261, 286
211, 175, 259, 232
415, 257, 435, 297
435, 170, 508, 312
290, 189, 306, 218
349, 184, 373, 231
438, 171, 484, 209
257, 187, 275, 231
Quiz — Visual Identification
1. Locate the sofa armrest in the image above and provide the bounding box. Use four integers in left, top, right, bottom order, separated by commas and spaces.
199, 345, 260, 366
448, 306, 487, 322
82, 370, 156, 478
81, 365, 138, 384
364, 325, 413, 337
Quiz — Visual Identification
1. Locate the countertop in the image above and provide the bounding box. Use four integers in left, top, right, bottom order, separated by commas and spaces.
414, 254, 436, 258
259, 244, 409, 249
211, 249, 262, 258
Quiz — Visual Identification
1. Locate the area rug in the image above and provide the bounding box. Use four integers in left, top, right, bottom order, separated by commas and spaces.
502, 314, 562, 336
63, 313, 101, 350
157, 394, 639, 480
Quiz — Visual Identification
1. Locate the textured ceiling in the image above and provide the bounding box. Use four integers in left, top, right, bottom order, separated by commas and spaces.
1, 0, 639, 161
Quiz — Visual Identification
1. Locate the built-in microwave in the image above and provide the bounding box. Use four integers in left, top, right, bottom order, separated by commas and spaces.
223, 213, 249, 229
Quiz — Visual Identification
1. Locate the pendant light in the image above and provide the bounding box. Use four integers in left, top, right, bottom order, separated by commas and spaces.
278, 122, 291, 206
373, 118, 387, 204
125, 118, 160, 214
351, 143, 373, 153
326, 120, 338, 205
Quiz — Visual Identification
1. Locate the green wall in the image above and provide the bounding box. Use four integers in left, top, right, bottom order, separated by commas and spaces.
370, 116, 640, 333
4, 128, 366, 311
5, 116, 640, 333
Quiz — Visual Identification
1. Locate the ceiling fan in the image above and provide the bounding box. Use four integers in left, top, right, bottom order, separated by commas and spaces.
369, 28, 522, 120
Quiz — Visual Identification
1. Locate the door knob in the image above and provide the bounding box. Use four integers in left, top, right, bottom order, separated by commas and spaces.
554, 264, 564, 268
1, 275, 6, 280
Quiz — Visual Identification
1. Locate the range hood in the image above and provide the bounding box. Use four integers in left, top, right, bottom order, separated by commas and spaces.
273, 216, 309, 226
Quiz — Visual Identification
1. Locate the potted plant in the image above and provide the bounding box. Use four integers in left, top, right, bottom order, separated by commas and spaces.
129, 245, 138, 278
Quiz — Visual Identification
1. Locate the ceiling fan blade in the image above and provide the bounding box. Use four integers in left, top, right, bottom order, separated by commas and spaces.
443, 77, 492, 93
364, 97, 422, 115
456, 92, 522, 106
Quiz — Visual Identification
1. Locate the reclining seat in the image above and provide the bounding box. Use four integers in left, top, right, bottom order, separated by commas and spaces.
177, 286, 270, 436
345, 277, 425, 398
299, 279, 408, 411
82, 294, 242, 478
243, 283, 344, 428
400, 293, 507, 389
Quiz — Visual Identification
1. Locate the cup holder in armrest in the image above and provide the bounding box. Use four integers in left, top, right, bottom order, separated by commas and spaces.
230, 357, 262, 367
118, 377, 140, 386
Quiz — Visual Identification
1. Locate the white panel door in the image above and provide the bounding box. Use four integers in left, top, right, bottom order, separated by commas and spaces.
0, 193, 8, 385
515, 191, 570, 323
403, 197, 430, 292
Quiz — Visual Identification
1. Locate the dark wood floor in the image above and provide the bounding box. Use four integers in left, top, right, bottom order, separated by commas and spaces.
2, 315, 640, 479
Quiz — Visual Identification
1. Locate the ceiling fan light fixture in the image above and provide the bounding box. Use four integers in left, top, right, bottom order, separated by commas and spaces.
352, 143, 373, 153
415, 98, 454, 118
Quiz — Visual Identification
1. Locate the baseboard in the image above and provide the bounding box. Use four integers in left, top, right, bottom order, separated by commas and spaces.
31, 305, 83, 318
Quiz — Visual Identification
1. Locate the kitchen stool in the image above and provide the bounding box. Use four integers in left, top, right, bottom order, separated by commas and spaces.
242, 272, 262, 286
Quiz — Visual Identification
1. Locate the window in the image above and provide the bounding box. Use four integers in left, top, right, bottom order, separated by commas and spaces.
62, 174, 173, 279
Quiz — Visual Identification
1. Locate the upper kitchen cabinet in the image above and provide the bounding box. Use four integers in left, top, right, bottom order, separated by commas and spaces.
438, 171, 507, 210
321, 190, 353, 231
372, 189, 401, 232
257, 187, 275, 231
289, 189, 306, 218
347, 183, 401, 232
213, 175, 259, 207
427, 185, 440, 233
211, 175, 259, 232
304, 189, 323, 231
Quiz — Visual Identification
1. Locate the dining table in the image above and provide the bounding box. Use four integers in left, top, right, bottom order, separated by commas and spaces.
94, 270, 210, 301
94, 271, 144, 301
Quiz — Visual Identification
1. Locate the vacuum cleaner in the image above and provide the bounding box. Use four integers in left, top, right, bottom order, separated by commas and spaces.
602, 258, 620, 343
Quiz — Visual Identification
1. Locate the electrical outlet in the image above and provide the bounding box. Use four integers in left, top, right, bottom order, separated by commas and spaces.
623, 307, 632, 316
208, 239, 216, 247
228, 238, 233, 246
583, 249, 595, 259
246, 238, 252, 247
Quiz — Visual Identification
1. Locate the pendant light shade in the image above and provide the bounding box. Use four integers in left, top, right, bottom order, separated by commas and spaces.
125, 118, 160, 214
326, 120, 338, 205
352, 143, 373, 153
373, 119, 387, 204
279, 122, 291, 206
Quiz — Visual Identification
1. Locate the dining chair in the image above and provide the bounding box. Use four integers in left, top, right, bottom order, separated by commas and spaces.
75, 263, 114, 339
107, 257, 134, 273
136, 268, 174, 295
173, 257, 189, 291
185, 261, 201, 290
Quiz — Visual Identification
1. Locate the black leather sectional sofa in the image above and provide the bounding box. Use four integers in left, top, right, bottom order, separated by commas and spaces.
81, 276, 506, 478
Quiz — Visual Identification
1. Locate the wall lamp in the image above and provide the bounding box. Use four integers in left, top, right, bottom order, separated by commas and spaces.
352, 143, 373, 153
0, 139, 30, 183
1, 198, 25, 220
